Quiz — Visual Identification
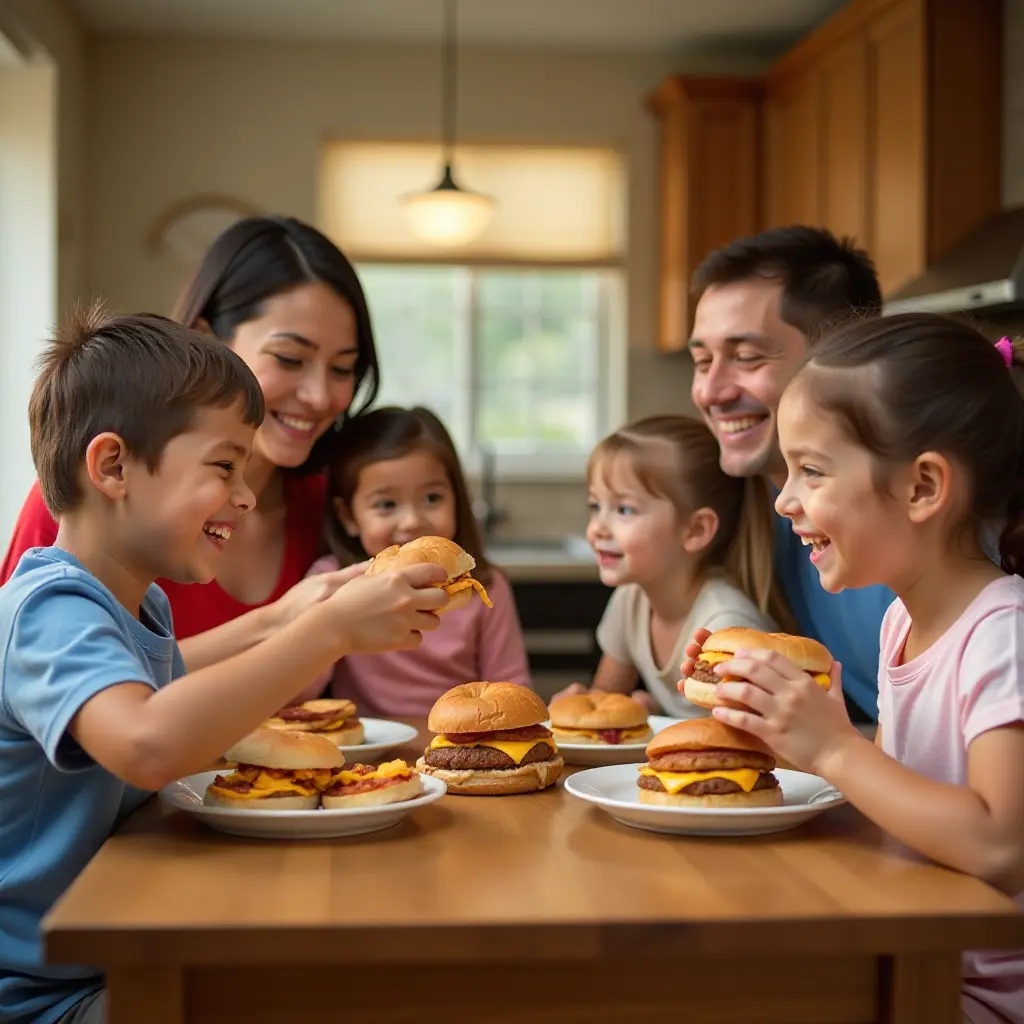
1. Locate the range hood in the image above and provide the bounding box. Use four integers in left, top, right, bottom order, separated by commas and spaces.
884, 206, 1024, 315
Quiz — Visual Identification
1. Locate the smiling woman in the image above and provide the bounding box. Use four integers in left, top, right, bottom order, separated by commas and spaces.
1, 216, 382, 681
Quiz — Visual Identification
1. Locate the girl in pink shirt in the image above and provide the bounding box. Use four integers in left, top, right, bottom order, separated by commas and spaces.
681, 314, 1024, 1024
298, 406, 530, 715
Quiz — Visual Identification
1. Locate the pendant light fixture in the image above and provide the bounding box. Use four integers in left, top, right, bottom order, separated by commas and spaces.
402, 0, 494, 247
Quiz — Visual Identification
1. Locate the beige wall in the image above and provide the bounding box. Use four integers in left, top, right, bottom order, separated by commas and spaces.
81, 36, 761, 537
5, 0, 85, 313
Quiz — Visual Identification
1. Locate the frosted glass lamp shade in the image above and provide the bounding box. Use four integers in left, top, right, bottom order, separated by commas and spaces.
401, 165, 494, 248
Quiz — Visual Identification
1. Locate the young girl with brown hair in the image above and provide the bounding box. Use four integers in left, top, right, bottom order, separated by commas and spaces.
298, 406, 530, 715
689, 314, 1024, 1023
557, 414, 789, 718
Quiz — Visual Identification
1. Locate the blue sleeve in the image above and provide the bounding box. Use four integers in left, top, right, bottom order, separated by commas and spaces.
3, 577, 158, 772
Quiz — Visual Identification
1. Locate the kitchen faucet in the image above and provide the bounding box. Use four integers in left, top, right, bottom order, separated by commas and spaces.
472, 444, 506, 542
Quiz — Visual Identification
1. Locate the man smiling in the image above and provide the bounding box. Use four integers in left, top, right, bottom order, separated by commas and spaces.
687, 226, 893, 720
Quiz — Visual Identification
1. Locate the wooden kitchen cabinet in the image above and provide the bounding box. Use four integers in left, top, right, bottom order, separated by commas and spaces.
763, 0, 1002, 296
646, 76, 762, 352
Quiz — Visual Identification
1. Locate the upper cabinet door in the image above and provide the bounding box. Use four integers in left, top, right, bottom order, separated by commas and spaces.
820, 36, 871, 250
868, 0, 926, 296
764, 72, 822, 229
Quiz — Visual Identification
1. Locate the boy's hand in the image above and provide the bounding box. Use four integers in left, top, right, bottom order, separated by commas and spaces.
676, 627, 712, 690
328, 564, 449, 653
711, 652, 855, 774
272, 562, 371, 628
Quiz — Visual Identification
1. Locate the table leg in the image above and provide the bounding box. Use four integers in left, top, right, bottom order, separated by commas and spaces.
879, 951, 962, 1024
106, 967, 183, 1024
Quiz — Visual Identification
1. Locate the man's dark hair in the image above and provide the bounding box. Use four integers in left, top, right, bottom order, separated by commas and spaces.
691, 225, 882, 338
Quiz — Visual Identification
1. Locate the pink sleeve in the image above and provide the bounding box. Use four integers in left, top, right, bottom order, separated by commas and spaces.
476, 571, 532, 689
306, 554, 341, 578
958, 605, 1024, 746
285, 554, 341, 704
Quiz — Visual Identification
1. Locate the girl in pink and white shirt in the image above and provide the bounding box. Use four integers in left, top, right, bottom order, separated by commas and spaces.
680, 315, 1024, 1024
298, 406, 530, 715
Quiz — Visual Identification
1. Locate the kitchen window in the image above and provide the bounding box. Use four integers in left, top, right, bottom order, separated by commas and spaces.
319, 141, 628, 476
357, 263, 623, 476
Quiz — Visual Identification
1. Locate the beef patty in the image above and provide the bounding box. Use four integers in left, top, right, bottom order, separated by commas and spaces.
423, 742, 555, 771
638, 771, 779, 796
688, 659, 725, 685
647, 750, 775, 773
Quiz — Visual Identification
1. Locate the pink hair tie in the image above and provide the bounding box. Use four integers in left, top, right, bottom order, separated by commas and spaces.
996, 336, 1014, 368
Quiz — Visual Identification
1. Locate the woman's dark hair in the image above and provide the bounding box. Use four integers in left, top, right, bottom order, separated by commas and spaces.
588, 415, 796, 631
794, 312, 1024, 575
171, 215, 379, 474
324, 406, 492, 585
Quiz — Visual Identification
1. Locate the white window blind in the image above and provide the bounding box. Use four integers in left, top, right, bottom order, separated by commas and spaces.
319, 142, 626, 264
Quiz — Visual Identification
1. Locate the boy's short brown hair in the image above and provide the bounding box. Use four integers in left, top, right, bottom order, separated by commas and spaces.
30, 303, 265, 515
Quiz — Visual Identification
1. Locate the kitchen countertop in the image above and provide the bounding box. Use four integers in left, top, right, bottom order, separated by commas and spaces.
45, 719, 1023, 1024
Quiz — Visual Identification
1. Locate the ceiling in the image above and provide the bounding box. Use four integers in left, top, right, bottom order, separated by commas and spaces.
69, 0, 849, 53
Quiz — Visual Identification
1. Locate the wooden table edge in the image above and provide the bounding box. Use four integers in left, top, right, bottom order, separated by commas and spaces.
44, 911, 1024, 966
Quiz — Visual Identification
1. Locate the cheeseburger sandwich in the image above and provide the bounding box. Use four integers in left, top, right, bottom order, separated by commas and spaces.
321, 759, 423, 809
683, 627, 832, 710
365, 536, 492, 613
205, 728, 344, 810
417, 682, 563, 795
637, 718, 782, 808
548, 691, 653, 746
263, 698, 365, 746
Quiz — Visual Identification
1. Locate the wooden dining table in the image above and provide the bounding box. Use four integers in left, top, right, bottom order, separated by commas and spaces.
44, 718, 1022, 1024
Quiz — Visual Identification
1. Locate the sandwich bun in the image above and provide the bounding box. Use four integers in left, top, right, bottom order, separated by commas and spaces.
684, 627, 832, 710
203, 790, 320, 811
645, 717, 774, 759
427, 681, 548, 735
263, 699, 365, 746
321, 774, 423, 809
222, 728, 346, 770
638, 717, 782, 808
365, 536, 491, 613
548, 691, 653, 745
415, 756, 563, 795
637, 787, 783, 809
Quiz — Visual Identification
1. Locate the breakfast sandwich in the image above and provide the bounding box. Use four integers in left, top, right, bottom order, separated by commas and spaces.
548, 691, 653, 746
263, 698, 365, 746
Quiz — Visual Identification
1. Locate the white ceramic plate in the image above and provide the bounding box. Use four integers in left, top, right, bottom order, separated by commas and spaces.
159, 770, 446, 839
545, 715, 681, 766
339, 718, 419, 760
564, 765, 845, 837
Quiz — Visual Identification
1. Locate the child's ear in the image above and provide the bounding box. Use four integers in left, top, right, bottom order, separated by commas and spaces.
904, 451, 953, 525
333, 497, 360, 537
190, 316, 214, 337
680, 506, 720, 555
84, 433, 129, 500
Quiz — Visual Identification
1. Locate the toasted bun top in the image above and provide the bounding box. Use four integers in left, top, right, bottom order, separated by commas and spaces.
364, 536, 474, 584
645, 718, 774, 758
223, 728, 346, 769
702, 627, 832, 674
548, 691, 648, 729
427, 682, 548, 734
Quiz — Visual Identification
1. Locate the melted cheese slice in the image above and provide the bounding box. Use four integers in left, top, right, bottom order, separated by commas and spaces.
697, 651, 732, 666
207, 770, 315, 799
327, 760, 412, 786
812, 673, 830, 689
638, 767, 762, 794
429, 735, 553, 763
446, 578, 493, 608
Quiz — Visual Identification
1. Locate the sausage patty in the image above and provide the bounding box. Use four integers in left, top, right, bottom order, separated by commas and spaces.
647, 750, 775, 773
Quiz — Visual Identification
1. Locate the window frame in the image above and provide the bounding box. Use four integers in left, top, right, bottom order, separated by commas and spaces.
356, 260, 627, 482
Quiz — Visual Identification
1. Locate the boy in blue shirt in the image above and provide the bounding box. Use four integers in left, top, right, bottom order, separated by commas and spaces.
0, 307, 448, 1024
